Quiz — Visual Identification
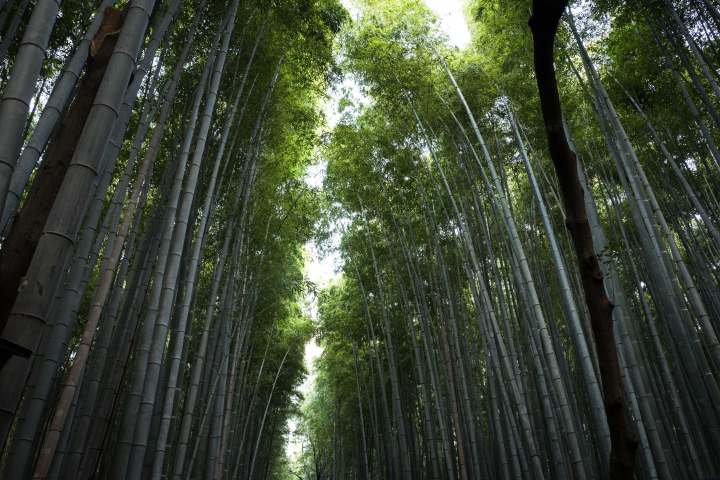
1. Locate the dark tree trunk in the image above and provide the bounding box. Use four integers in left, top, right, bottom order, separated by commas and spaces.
528, 1, 639, 479
0, 7, 125, 330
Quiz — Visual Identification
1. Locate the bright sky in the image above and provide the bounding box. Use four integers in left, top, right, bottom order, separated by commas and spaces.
425, 0, 471, 48
288, 0, 470, 462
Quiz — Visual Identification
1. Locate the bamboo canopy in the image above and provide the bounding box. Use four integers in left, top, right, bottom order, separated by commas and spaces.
0, 0, 718, 478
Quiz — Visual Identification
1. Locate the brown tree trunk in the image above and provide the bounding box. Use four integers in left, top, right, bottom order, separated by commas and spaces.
528, 2, 639, 479
0, 7, 125, 330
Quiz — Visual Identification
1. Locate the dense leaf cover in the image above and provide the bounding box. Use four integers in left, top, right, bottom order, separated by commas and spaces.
0, 0, 719, 478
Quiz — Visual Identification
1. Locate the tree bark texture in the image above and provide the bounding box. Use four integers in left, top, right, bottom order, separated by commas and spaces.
0, 6, 125, 330
528, 1, 640, 478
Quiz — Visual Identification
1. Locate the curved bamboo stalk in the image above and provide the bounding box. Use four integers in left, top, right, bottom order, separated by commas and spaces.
0, 0, 115, 232
0, 0, 157, 458
0, 0, 58, 224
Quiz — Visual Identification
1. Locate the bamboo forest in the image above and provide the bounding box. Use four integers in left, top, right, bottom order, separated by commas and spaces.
2, 0, 720, 477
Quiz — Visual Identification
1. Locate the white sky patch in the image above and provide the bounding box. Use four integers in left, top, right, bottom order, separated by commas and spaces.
325, 78, 366, 129
304, 161, 326, 189
286, 338, 324, 459
425, 0, 471, 48
306, 240, 340, 291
